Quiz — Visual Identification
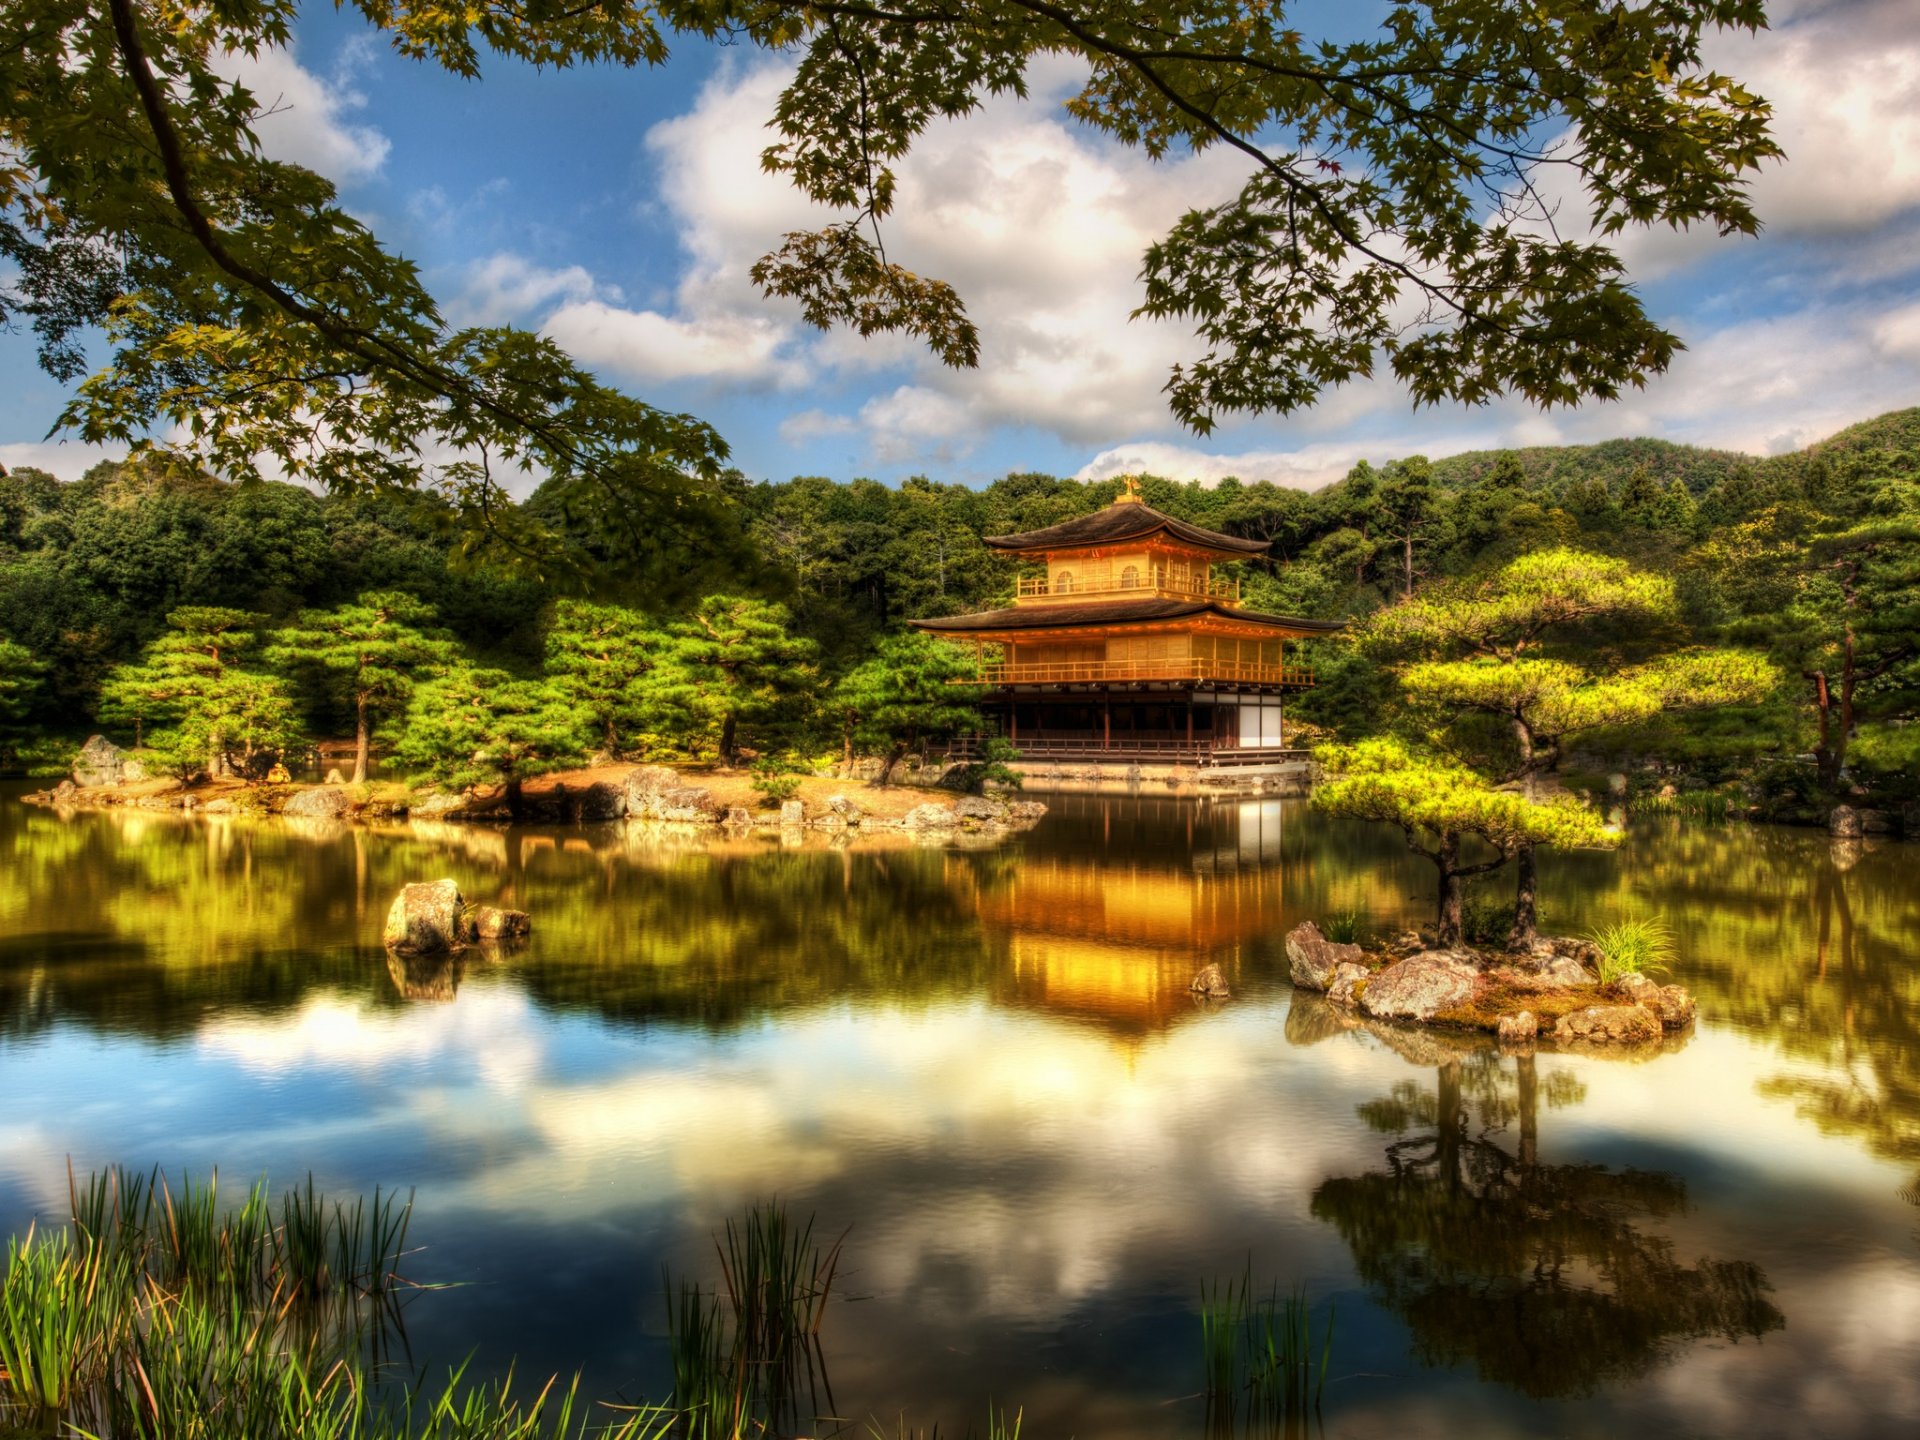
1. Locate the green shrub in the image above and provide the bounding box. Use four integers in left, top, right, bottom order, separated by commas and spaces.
1322, 909, 1364, 944
1588, 917, 1677, 984
1461, 897, 1517, 947
749, 758, 802, 808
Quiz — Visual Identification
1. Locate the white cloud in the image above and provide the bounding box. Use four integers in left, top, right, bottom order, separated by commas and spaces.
212, 43, 389, 185
448, 253, 599, 327
542, 299, 807, 387
1074, 439, 1382, 491
0, 438, 128, 480
777, 408, 858, 446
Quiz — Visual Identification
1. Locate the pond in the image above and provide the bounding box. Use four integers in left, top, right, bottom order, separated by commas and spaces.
2, 785, 1918, 1437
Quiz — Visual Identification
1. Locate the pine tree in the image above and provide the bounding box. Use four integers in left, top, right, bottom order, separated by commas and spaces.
393, 665, 588, 817
1313, 738, 1617, 947
647, 596, 818, 765
0, 638, 43, 768
543, 599, 666, 758
1369, 549, 1776, 948
1619, 464, 1662, 528
267, 592, 455, 783
831, 633, 986, 783
98, 608, 298, 779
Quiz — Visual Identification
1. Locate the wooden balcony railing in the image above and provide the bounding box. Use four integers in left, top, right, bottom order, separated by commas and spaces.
959, 659, 1314, 687
1016, 571, 1240, 603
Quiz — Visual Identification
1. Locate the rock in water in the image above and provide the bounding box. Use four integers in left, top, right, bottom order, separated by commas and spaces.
384, 879, 468, 954
779, 799, 805, 828
1554, 1004, 1661, 1045
285, 786, 352, 820
1358, 951, 1479, 1022
325, 767, 346, 785
1497, 1011, 1538, 1044
1190, 963, 1229, 998
902, 803, 958, 830
73, 735, 129, 788
1829, 804, 1864, 838
471, 906, 531, 941
1285, 921, 1365, 991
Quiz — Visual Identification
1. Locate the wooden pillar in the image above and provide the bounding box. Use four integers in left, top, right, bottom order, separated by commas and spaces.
1102, 698, 1111, 750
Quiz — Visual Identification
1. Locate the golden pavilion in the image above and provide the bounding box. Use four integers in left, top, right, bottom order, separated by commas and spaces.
912, 481, 1343, 764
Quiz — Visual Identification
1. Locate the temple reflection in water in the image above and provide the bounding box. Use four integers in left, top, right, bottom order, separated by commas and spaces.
964, 795, 1292, 1036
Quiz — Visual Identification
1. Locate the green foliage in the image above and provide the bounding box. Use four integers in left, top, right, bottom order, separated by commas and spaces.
833, 632, 985, 781
1198, 1265, 1334, 1430
1321, 909, 1364, 945
97, 607, 299, 779
1589, 918, 1678, 984
268, 592, 456, 781
0, 636, 43, 767
392, 665, 587, 798
0, 1167, 670, 1439
749, 759, 803, 808
542, 599, 666, 758
649, 596, 818, 765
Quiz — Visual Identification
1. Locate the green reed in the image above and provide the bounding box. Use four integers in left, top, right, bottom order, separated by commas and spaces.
662, 1202, 845, 1438
1200, 1266, 1334, 1435
0, 1166, 465, 1438
1319, 910, 1364, 945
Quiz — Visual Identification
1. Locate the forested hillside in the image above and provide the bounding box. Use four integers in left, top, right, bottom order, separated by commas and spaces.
2, 410, 1915, 801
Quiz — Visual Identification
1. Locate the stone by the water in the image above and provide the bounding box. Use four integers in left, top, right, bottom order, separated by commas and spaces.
285, 786, 352, 820
1555, 1004, 1661, 1045
73, 735, 130, 788
383, 879, 468, 954
1497, 1010, 1539, 1044
1190, 962, 1229, 997
1829, 804, 1864, 838
1357, 951, 1479, 1022
471, 906, 531, 941
1285, 921, 1365, 991
780, 799, 805, 828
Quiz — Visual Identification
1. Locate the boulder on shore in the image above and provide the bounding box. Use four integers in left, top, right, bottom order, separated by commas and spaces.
1285, 921, 1365, 991
383, 879, 469, 954
73, 735, 131, 788
1829, 804, 1864, 838
1190, 963, 1230, 998
1497, 1010, 1539, 1044
1357, 950, 1480, 1022
779, 799, 805, 828
285, 786, 352, 820
1555, 1004, 1661, 1045
1614, 972, 1697, 1028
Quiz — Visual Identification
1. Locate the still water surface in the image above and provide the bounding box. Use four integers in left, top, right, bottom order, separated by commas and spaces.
2, 787, 1918, 1437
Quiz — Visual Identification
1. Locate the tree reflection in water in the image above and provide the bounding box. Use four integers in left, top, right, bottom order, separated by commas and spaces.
1311, 1050, 1783, 1399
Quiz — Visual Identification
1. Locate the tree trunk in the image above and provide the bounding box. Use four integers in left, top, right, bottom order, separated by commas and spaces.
1507, 842, 1539, 951
1435, 835, 1466, 946
719, 712, 738, 767
876, 741, 906, 788
842, 721, 855, 775
1837, 624, 1857, 782
1436, 1060, 1464, 1192
353, 693, 370, 784
1403, 531, 1414, 598
505, 776, 525, 823
1806, 668, 1840, 789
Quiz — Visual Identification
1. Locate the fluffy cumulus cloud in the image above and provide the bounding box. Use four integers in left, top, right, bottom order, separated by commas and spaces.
211, 42, 389, 184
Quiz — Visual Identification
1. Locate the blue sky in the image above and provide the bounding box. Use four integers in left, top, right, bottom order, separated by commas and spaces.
3, 0, 1918, 490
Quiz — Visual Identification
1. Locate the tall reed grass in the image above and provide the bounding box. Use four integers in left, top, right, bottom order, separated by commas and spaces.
662, 1202, 844, 1438
1200, 1265, 1335, 1435
1588, 917, 1678, 984
2, 1165, 666, 1439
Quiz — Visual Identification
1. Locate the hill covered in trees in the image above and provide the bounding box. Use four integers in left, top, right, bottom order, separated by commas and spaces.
1, 409, 1914, 804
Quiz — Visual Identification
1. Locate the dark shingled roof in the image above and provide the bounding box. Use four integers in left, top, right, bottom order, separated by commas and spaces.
984, 501, 1270, 555
911, 597, 1347, 634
